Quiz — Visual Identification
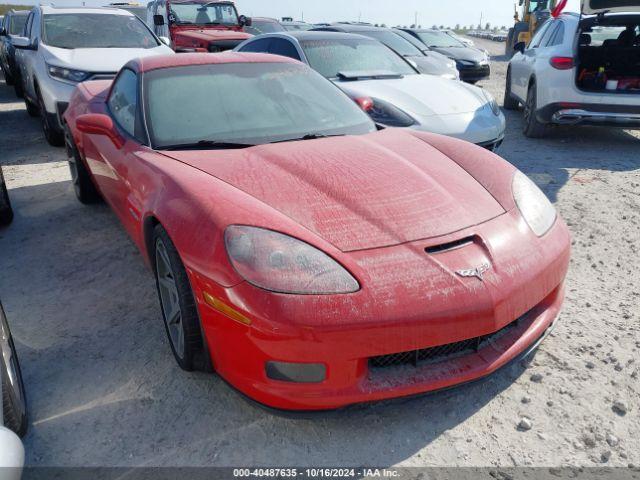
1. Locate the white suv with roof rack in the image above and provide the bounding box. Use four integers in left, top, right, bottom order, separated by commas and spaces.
504, 0, 640, 138
13, 5, 173, 146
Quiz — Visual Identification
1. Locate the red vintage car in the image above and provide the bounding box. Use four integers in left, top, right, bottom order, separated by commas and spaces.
63, 53, 571, 411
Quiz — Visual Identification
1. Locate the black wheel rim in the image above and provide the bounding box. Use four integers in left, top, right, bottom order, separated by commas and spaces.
524, 89, 534, 124
1, 310, 26, 422
155, 239, 185, 359
65, 133, 81, 196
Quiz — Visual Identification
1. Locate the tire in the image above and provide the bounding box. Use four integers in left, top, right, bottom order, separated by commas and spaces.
1, 64, 14, 86
64, 126, 102, 204
505, 28, 515, 59
37, 89, 64, 147
0, 167, 14, 227
24, 95, 38, 117
153, 224, 209, 372
1, 304, 28, 437
13, 72, 24, 99
523, 83, 547, 138
503, 69, 520, 110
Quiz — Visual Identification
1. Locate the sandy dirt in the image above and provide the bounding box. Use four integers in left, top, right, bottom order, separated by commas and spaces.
0, 37, 638, 468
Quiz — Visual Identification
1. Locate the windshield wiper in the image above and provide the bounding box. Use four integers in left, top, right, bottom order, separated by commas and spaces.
160, 140, 256, 151
270, 133, 346, 144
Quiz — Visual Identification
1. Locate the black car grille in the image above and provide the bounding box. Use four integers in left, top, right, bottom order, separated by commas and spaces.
208, 39, 245, 52
459, 63, 490, 79
369, 315, 523, 369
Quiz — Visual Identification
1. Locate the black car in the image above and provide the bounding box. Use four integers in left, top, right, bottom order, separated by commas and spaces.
244, 17, 286, 36
399, 28, 491, 83
0, 10, 29, 92
1, 299, 27, 437
312, 23, 459, 79
0, 166, 13, 226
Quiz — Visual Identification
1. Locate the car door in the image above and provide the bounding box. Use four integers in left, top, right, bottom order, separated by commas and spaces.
83, 68, 145, 239
16, 11, 37, 101
510, 19, 554, 101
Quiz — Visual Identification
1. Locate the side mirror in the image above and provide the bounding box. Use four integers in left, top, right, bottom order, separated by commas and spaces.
159, 36, 171, 46
514, 41, 526, 54
0, 28, 6, 37
12, 36, 36, 50
153, 14, 165, 26
76, 114, 124, 149
238, 15, 251, 27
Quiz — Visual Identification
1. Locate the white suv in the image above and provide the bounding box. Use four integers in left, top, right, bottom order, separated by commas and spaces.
504, 0, 640, 138
13, 6, 173, 146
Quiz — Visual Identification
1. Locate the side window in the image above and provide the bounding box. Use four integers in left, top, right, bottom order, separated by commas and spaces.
238, 38, 272, 53
547, 22, 565, 47
108, 69, 138, 137
529, 20, 552, 49
268, 38, 301, 60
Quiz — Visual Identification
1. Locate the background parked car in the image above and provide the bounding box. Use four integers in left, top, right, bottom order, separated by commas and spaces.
13, 5, 174, 147
0, 10, 28, 92
148, 0, 252, 52
312, 23, 460, 80
504, 4, 640, 138
400, 28, 491, 83
107, 2, 149, 24
442, 28, 475, 47
0, 166, 13, 226
235, 32, 505, 148
0, 299, 26, 480
280, 18, 313, 31
244, 17, 286, 36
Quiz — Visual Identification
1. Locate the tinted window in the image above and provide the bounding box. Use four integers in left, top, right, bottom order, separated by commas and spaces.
529, 20, 552, 48
43, 14, 159, 49
269, 38, 300, 60
300, 38, 416, 78
24, 12, 33, 38
363, 30, 423, 56
9, 15, 28, 36
144, 63, 375, 148
108, 69, 138, 137
169, 2, 238, 26
238, 38, 272, 52
394, 29, 429, 51
545, 21, 565, 47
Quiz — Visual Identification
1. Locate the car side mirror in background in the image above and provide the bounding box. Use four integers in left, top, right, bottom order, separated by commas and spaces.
76, 114, 124, 149
153, 14, 165, 26
238, 15, 252, 27
12, 36, 37, 50
514, 41, 526, 54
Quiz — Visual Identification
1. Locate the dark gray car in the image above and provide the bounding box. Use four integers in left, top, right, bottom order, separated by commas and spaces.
0, 10, 29, 90
313, 24, 459, 80
400, 28, 491, 83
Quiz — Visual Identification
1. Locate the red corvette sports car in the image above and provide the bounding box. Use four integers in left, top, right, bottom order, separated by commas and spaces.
63, 53, 570, 411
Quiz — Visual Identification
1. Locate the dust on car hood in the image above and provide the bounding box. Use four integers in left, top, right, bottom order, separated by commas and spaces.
163, 129, 505, 252
44, 45, 172, 73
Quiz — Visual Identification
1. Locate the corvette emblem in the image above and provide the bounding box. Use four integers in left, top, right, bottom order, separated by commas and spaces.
456, 263, 491, 281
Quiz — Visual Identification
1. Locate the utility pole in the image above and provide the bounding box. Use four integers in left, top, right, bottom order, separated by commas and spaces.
358, 11, 362, 22
414, 11, 418, 27
479, 11, 483, 28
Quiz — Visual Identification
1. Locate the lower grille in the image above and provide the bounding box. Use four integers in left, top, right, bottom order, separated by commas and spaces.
369, 315, 523, 369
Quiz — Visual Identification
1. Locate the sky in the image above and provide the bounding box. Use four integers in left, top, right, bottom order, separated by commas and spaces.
6, 0, 582, 28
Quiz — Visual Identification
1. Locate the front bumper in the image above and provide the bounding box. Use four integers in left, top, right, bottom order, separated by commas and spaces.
190, 210, 571, 411
412, 107, 506, 146
458, 63, 490, 83
538, 102, 640, 128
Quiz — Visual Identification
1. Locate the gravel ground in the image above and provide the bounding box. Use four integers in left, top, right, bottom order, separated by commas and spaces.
0, 37, 638, 468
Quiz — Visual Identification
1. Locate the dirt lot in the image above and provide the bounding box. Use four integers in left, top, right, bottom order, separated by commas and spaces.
0, 37, 638, 468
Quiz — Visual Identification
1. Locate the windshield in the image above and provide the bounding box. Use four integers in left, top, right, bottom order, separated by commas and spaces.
169, 2, 238, 26
43, 14, 159, 49
244, 19, 285, 35
283, 22, 313, 31
415, 31, 465, 48
8, 14, 27, 36
528, 0, 550, 12
363, 30, 423, 57
300, 38, 417, 79
144, 63, 376, 148
393, 29, 429, 51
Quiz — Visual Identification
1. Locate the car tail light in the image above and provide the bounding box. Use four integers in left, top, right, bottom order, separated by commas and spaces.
549, 57, 574, 70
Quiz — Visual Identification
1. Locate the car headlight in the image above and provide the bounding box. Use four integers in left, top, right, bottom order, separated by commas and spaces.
224, 226, 360, 295
47, 64, 91, 83
512, 171, 557, 237
482, 89, 500, 116
366, 98, 416, 127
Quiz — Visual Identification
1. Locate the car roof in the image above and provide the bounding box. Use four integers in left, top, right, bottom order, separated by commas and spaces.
315, 23, 389, 33
273, 30, 374, 42
253, 17, 280, 23
40, 5, 135, 15
132, 52, 300, 73
8, 9, 30, 16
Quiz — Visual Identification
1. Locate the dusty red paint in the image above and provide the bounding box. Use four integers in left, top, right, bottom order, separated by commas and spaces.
64, 54, 571, 411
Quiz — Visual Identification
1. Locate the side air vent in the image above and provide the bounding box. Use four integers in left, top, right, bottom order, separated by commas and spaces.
425, 236, 475, 255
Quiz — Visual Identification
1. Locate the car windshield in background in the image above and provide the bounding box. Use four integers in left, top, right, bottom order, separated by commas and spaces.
363, 30, 423, 57
415, 31, 465, 48
283, 23, 313, 31
393, 29, 429, 51
119, 6, 148, 23
300, 38, 417, 79
244, 19, 285, 35
8, 15, 27, 36
43, 14, 159, 49
144, 63, 376, 148
170, 2, 238, 26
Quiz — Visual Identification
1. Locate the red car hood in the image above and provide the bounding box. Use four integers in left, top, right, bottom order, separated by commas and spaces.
164, 130, 505, 252
172, 29, 251, 42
